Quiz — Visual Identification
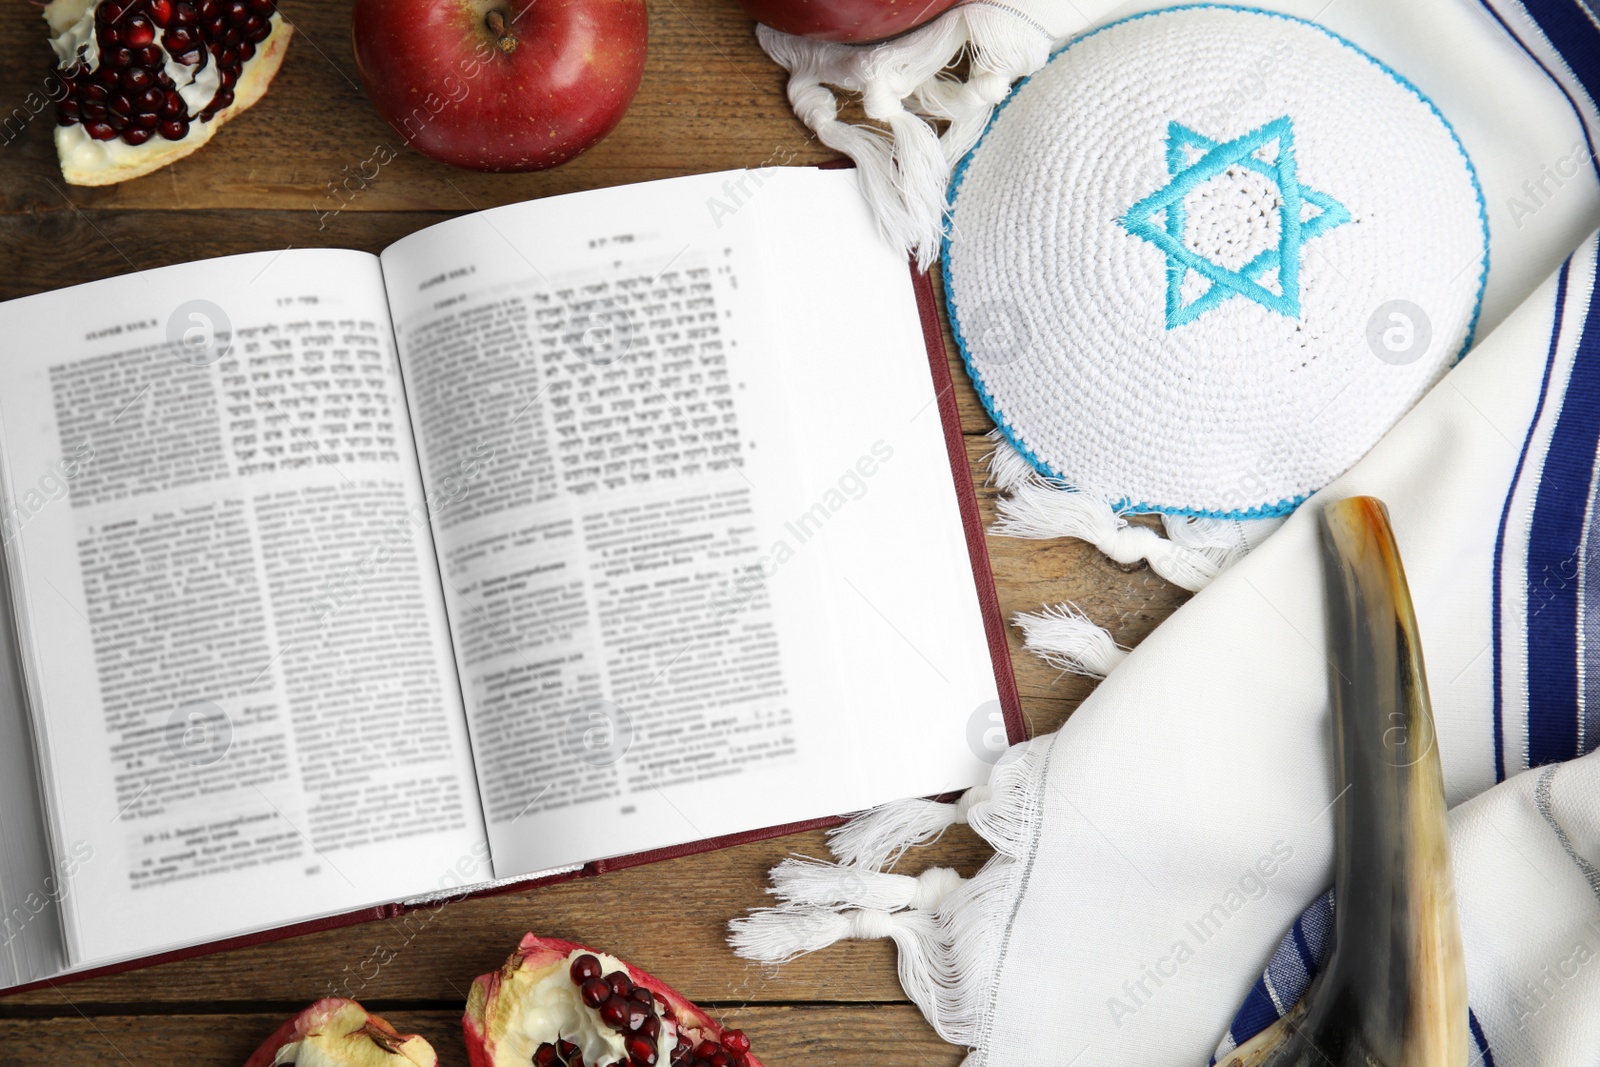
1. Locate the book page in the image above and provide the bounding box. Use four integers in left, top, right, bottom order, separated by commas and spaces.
0, 250, 487, 969
382, 169, 1000, 876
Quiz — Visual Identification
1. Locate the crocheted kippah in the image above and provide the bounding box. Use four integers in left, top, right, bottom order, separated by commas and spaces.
944, 5, 1488, 519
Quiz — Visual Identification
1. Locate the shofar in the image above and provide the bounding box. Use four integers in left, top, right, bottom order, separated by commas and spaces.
1227, 497, 1467, 1067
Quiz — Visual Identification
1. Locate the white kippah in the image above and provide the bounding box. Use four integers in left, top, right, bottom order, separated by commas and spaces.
944, 5, 1489, 519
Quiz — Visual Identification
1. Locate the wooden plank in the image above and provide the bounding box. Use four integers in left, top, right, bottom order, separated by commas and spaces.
0, 1005, 963, 1066
0, 0, 832, 215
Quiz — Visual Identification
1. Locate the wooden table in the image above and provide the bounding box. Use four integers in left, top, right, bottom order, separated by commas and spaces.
0, 1, 1188, 1061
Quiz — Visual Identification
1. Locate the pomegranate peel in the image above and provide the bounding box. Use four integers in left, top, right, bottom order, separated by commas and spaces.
242, 998, 437, 1067
44, 0, 293, 186
464, 934, 764, 1067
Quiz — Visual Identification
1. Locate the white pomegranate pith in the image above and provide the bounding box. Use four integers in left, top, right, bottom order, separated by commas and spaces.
44, 0, 292, 185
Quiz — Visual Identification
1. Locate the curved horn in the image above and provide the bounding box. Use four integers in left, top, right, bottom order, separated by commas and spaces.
1224, 497, 1466, 1067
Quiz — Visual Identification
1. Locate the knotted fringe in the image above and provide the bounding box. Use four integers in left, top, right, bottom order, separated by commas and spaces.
755, 4, 1057, 268
984, 432, 1258, 593
1013, 602, 1128, 678
729, 735, 1055, 1050
827, 787, 992, 870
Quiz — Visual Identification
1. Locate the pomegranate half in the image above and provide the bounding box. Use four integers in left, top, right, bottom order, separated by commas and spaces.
44, 0, 292, 186
242, 998, 438, 1067
464, 935, 763, 1067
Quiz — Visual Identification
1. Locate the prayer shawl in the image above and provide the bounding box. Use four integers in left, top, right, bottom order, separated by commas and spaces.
732, 4, 1600, 1063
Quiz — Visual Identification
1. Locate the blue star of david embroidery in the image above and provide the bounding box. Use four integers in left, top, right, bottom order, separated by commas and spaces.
1120, 116, 1351, 329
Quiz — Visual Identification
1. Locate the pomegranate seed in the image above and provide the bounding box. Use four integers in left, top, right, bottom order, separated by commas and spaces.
85, 120, 118, 140
248, 0, 274, 11
625, 1035, 658, 1066
693, 1043, 719, 1060
165, 26, 195, 49
173, 1, 197, 22
211, 86, 235, 110
199, 0, 219, 17
570, 954, 604, 984
720, 1032, 749, 1055
122, 124, 155, 144
159, 117, 189, 139
534, 1044, 559, 1067
706, 1054, 730, 1067
219, 47, 237, 65
623, 1001, 651, 1032
580, 977, 611, 1009
639, 1016, 661, 1040
246, 17, 272, 41
97, 66, 121, 87
226, 0, 249, 20
101, 24, 123, 44
82, 102, 108, 120
84, 83, 108, 103
605, 973, 633, 998
138, 43, 163, 64
223, 26, 241, 44
107, 112, 129, 130
123, 17, 155, 46
107, 46, 134, 67
122, 67, 152, 91
558, 1040, 581, 1061
148, 0, 173, 25
205, 14, 226, 35
134, 111, 159, 127
237, 40, 255, 61
599, 996, 630, 1030
160, 90, 185, 117
57, 99, 81, 124
109, 94, 133, 115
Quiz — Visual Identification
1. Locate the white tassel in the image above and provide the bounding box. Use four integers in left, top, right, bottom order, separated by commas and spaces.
992, 481, 1224, 591
768, 859, 965, 911
827, 789, 990, 869
985, 429, 1046, 492
755, 3, 1059, 267
1013, 603, 1128, 678
730, 737, 1060, 1048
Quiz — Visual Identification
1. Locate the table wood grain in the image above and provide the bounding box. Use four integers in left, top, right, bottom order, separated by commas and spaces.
0, 0, 1189, 1061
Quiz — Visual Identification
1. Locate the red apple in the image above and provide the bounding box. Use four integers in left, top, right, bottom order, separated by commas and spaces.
736, 0, 961, 43
352, 0, 648, 172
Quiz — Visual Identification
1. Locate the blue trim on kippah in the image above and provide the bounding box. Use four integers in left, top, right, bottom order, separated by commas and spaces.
942, 3, 1491, 521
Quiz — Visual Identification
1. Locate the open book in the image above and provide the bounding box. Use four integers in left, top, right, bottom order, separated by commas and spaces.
0, 167, 1018, 992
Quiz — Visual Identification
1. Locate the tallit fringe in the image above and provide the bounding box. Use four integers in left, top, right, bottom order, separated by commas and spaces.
1013, 603, 1127, 678
729, 736, 1054, 1049
755, 5, 1054, 268
984, 432, 1246, 593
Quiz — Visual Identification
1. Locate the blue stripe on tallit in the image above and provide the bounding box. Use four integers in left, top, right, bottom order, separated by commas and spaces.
1526, 249, 1600, 767
1470, 1008, 1499, 1067
1476, 1, 1600, 183
1492, 258, 1573, 781
1211, 891, 1333, 1060
1213, 893, 1498, 1067
1522, 0, 1600, 114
